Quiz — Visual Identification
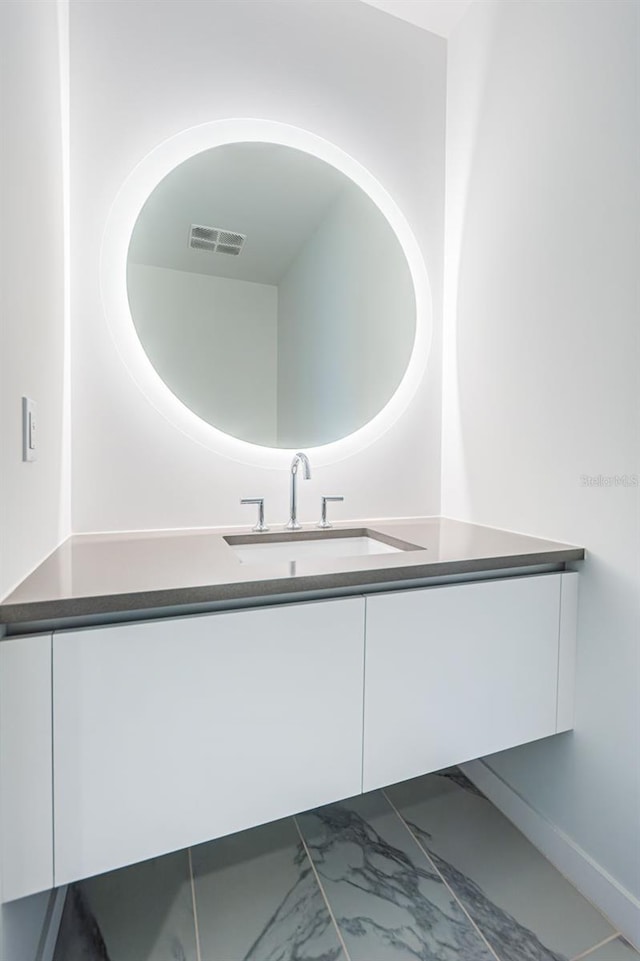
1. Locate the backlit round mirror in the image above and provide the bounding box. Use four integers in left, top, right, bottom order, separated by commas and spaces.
126, 141, 416, 448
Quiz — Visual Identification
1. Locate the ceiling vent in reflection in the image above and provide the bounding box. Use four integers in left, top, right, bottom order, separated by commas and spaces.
188, 225, 246, 256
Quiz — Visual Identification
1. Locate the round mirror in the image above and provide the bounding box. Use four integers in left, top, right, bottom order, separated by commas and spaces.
126, 141, 416, 449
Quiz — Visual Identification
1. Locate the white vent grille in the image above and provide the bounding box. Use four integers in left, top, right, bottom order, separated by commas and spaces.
189, 225, 246, 255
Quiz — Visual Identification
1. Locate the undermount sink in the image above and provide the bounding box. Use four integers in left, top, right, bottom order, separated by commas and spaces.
224, 528, 421, 565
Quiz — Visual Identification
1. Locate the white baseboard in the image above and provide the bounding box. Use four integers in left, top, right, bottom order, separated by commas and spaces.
461, 759, 640, 951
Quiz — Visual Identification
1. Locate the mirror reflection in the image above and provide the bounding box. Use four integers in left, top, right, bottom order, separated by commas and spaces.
127, 142, 416, 448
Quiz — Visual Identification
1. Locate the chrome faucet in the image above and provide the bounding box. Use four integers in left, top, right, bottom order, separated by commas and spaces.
286, 452, 311, 530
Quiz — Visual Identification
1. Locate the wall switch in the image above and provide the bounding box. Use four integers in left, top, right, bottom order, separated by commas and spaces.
22, 397, 37, 462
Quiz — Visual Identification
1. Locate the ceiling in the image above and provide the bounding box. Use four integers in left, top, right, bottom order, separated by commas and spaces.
360, 0, 473, 38
128, 142, 348, 285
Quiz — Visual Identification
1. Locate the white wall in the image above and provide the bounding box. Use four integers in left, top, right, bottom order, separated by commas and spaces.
69, 0, 445, 532
0, 0, 69, 599
0, 3, 67, 954
444, 0, 640, 906
128, 265, 278, 446
277, 185, 415, 447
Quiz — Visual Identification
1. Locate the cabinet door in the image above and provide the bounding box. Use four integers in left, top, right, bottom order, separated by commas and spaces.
54, 597, 364, 885
0, 634, 53, 900
363, 574, 561, 793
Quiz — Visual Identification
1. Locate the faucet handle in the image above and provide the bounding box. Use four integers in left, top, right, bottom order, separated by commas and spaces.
317, 495, 344, 529
240, 497, 269, 532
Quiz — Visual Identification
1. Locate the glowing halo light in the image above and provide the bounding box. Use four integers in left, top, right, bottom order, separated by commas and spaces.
100, 119, 432, 468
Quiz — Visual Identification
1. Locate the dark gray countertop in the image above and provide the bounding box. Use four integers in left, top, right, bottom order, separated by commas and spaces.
0, 517, 584, 629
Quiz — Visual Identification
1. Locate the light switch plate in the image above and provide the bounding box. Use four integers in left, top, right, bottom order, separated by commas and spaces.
22, 397, 37, 462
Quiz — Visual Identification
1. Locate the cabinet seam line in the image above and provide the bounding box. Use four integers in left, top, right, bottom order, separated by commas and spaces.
555, 575, 564, 731
50, 631, 56, 888
361, 596, 367, 794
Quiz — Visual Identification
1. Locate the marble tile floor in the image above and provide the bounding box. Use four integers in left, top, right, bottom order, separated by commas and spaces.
52, 769, 638, 961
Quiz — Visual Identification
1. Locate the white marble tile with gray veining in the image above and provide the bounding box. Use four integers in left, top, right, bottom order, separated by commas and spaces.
297, 790, 496, 960
53, 885, 112, 961
191, 816, 345, 961
386, 771, 615, 961
52, 772, 627, 961
578, 936, 640, 961
53, 850, 197, 961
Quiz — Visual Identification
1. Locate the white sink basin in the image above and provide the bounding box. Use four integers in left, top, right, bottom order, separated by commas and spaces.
225, 530, 416, 566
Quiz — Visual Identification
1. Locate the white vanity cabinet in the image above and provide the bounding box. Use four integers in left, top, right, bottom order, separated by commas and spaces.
53, 597, 365, 885
362, 572, 578, 792
1, 568, 577, 893
0, 634, 54, 901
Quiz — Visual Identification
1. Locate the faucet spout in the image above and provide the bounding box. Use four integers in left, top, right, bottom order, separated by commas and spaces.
286, 452, 311, 530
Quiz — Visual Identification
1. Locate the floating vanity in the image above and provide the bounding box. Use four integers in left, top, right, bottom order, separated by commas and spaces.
0, 124, 587, 904
0, 517, 583, 902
